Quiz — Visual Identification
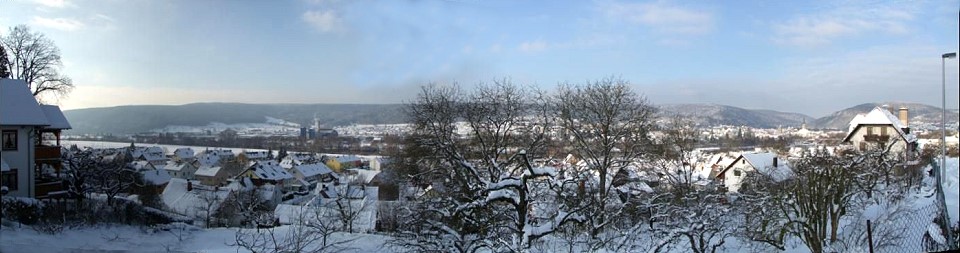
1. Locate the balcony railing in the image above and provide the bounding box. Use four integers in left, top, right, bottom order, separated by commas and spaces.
863, 135, 892, 142
35, 145, 62, 161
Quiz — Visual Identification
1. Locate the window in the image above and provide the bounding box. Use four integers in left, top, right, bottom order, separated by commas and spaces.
734, 169, 742, 177
881, 126, 888, 136
2, 169, 17, 191
2, 130, 16, 151
866, 126, 873, 135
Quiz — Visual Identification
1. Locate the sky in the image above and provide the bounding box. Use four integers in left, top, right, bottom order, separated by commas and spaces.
1, 0, 958, 117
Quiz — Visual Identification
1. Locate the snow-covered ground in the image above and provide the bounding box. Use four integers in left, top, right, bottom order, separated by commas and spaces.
0, 224, 394, 253
940, 157, 959, 225
3, 157, 955, 252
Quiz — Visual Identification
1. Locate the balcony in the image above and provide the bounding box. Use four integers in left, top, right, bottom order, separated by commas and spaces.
863, 135, 891, 142
35, 145, 62, 161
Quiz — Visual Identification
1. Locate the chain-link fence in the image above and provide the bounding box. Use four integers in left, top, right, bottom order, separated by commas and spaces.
853, 159, 958, 253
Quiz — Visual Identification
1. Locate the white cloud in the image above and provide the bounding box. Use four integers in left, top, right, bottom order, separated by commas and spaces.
302, 9, 341, 33
518, 40, 548, 53
30, 16, 84, 31
33, 0, 69, 8
602, 1, 714, 36
771, 4, 916, 47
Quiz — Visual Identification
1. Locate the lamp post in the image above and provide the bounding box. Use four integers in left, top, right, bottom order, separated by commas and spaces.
942, 52, 956, 175
940, 51, 956, 249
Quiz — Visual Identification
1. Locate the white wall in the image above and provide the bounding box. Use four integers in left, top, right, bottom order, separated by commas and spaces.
1, 126, 36, 197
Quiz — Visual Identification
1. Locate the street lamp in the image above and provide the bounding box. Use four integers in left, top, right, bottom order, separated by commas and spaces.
941, 51, 955, 174
940, 51, 956, 249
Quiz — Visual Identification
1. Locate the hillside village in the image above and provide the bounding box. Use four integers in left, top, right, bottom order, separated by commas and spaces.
4, 76, 960, 252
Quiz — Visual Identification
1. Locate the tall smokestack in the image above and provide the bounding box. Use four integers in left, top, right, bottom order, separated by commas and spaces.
898, 107, 909, 126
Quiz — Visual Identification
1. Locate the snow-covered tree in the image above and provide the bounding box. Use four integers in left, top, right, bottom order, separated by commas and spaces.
550, 77, 657, 250
391, 80, 583, 252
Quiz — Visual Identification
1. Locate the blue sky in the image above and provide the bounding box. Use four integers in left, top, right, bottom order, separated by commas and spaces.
1, 0, 958, 117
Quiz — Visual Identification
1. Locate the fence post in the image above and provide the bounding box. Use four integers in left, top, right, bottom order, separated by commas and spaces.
867, 219, 874, 253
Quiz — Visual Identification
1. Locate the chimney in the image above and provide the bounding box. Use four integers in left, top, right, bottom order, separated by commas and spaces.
898, 107, 909, 126
773, 157, 778, 167
898, 107, 910, 134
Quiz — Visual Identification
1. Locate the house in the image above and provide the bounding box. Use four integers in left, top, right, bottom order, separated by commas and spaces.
195, 165, 230, 186
288, 162, 335, 186
172, 148, 196, 162
195, 151, 222, 167
240, 150, 271, 162
334, 155, 364, 170
141, 168, 172, 188
842, 106, 918, 158
130, 146, 169, 165
164, 161, 199, 180
1, 79, 71, 198
240, 160, 294, 186
161, 178, 235, 226
716, 152, 793, 192
280, 152, 318, 169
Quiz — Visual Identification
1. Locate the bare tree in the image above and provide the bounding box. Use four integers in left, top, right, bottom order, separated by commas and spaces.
739, 149, 861, 253
63, 150, 98, 206
390, 80, 583, 252
551, 76, 657, 250
647, 116, 734, 253
234, 204, 355, 253
0, 43, 10, 78
0, 25, 74, 101
218, 187, 269, 227
194, 188, 227, 228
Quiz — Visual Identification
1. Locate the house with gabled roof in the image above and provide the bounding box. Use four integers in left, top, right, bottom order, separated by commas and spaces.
195, 165, 230, 186
241, 160, 294, 186
164, 160, 199, 180
842, 106, 918, 158
289, 162, 335, 186
172, 148, 196, 163
716, 152, 793, 192
1, 78, 72, 198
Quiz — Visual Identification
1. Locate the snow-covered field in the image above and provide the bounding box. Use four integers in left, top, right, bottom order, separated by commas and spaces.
0, 224, 394, 253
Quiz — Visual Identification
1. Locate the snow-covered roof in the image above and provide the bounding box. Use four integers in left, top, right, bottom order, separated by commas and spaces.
142, 169, 172, 185
844, 106, 916, 143
39, 105, 71, 130
249, 160, 294, 181
162, 178, 233, 218
164, 161, 192, 172
336, 156, 363, 164
130, 161, 152, 171
139, 152, 168, 162
194, 165, 223, 177
243, 151, 269, 160
724, 152, 793, 182
345, 168, 380, 184
293, 163, 333, 178
174, 148, 195, 159
197, 153, 221, 167
0, 79, 50, 126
